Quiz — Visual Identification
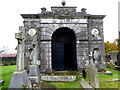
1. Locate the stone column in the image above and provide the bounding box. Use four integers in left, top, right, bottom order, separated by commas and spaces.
9, 26, 31, 88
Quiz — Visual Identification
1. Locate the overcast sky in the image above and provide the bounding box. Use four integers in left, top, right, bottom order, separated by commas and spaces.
0, 0, 119, 50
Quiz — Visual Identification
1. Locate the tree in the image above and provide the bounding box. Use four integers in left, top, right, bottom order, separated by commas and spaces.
104, 41, 118, 54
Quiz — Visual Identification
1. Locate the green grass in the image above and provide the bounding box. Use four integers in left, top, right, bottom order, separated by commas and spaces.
98, 68, 120, 88
99, 68, 119, 81
43, 81, 82, 89
45, 68, 120, 89
42, 71, 82, 89
0, 65, 16, 89
1, 65, 120, 89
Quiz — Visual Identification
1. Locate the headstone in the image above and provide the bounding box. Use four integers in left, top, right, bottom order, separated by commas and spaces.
88, 63, 99, 88
109, 60, 115, 69
105, 54, 111, 62
9, 26, 31, 88
110, 52, 118, 62
29, 34, 40, 84
117, 51, 120, 66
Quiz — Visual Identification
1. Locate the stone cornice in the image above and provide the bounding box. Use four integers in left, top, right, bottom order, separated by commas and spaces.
88, 15, 106, 19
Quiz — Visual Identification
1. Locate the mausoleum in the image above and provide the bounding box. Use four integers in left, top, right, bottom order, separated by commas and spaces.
20, 3, 106, 72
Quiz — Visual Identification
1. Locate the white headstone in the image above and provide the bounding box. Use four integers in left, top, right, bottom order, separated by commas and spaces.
88, 63, 99, 88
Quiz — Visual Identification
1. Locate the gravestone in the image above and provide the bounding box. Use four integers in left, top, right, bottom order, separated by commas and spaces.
88, 62, 99, 88
109, 60, 115, 69
110, 52, 118, 62
105, 54, 111, 62
117, 51, 120, 66
29, 33, 40, 84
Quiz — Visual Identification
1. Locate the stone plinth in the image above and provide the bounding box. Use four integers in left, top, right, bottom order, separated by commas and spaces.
29, 65, 40, 83
9, 70, 31, 88
41, 76, 76, 82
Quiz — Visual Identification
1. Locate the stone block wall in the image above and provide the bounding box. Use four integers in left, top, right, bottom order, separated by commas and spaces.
40, 41, 52, 72
21, 14, 105, 72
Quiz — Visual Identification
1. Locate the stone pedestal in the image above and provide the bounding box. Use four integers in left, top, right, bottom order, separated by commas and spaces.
29, 65, 40, 83
9, 70, 31, 88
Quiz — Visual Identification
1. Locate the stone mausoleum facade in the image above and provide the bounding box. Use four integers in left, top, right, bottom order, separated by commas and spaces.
20, 4, 106, 72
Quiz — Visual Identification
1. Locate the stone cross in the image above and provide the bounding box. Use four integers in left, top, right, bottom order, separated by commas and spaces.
15, 26, 25, 71
9, 26, 31, 88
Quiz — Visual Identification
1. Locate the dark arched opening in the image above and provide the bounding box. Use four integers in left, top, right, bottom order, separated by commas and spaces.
52, 27, 77, 71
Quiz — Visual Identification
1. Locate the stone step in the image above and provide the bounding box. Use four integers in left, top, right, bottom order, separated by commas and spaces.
41, 76, 76, 82
80, 79, 94, 89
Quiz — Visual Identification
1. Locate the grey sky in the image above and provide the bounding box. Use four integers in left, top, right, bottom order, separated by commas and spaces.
0, 0, 119, 49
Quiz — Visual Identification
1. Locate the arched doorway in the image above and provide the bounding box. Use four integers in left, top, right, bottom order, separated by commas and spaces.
52, 27, 77, 71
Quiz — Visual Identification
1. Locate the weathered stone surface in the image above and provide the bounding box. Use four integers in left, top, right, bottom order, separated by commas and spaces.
20, 3, 105, 72
110, 51, 118, 62
88, 63, 99, 88
29, 65, 40, 76
41, 76, 76, 82
107, 60, 116, 69
29, 65, 40, 83
28, 76, 39, 83
117, 51, 120, 66
15, 26, 25, 71
9, 71, 31, 88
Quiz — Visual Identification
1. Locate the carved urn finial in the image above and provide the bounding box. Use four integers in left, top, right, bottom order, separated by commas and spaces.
62, 0, 66, 6
41, 7, 46, 12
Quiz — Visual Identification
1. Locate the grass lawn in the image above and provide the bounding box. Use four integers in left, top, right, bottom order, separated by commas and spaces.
43, 79, 82, 89
99, 68, 120, 88
0, 65, 16, 89
43, 68, 120, 89
1, 65, 120, 89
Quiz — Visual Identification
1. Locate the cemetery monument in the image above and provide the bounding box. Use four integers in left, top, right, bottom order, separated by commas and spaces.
9, 1, 106, 88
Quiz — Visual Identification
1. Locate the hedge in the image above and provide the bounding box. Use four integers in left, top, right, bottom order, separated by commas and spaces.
0, 57, 16, 66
